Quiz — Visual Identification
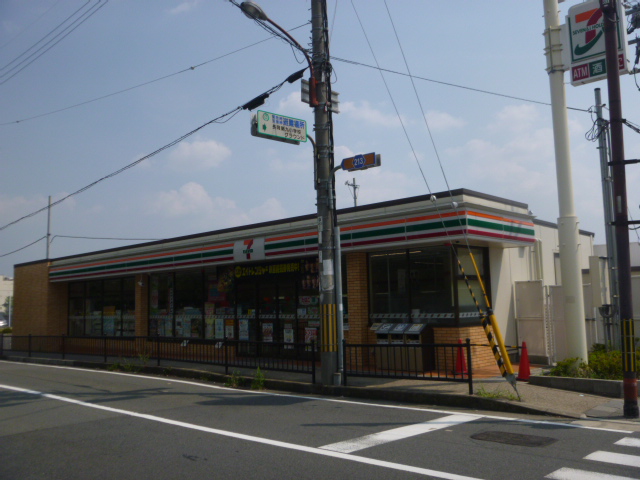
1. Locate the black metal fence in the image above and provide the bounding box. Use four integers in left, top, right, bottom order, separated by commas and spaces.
1, 334, 318, 382
342, 339, 473, 394
1, 335, 475, 392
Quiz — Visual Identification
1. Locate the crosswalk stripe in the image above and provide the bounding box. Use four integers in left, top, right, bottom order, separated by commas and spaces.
545, 467, 639, 479
615, 438, 640, 448
319, 414, 477, 453
585, 451, 640, 468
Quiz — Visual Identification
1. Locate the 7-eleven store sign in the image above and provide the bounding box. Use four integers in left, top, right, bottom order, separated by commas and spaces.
563, 0, 629, 86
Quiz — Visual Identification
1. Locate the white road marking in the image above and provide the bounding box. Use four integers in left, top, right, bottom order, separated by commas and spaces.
0, 383, 483, 480
321, 414, 477, 453
585, 451, 640, 468
0, 360, 632, 433
615, 437, 640, 448
545, 467, 638, 479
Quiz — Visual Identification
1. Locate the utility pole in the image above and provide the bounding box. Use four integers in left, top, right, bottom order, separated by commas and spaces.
543, 0, 588, 362
311, 0, 338, 385
600, 0, 638, 418
346, 177, 359, 207
46, 195, 52, 260
594, 87, 620, 349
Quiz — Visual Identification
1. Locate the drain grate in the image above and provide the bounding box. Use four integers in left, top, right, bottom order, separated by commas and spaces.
470, 431, 557, 447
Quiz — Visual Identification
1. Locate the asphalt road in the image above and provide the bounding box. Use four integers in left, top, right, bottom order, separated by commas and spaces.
2, 360, 640, 480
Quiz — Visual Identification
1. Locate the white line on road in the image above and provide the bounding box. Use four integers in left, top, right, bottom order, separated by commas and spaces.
0, 383, 483, 480
545, 467, 639, 479
320, 414, 477, 453
585, 451, 640, 468
615, 437, 640, 448
1, 360, 632, 433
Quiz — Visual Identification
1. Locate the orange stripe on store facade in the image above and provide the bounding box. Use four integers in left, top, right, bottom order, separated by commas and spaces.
49, 243, 235, 273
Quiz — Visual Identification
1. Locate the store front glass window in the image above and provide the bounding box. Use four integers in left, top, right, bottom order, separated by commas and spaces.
454, 246, 489, 326
370, 250, 409, 316
369, 246, 488, 327
85, 280, 103, 335
174, 271, 204, 338
149, 274, 173, 336
68, 282, 85, 335
409, 248, 452, 316
67, 278, 135, 336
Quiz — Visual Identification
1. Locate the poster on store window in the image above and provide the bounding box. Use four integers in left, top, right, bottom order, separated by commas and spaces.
262, 323, 273, 342
214, 318, 225, 339
205, 318, 214, 339
284, 328, 294, 349
304, 327, 317, 344
239, 318, 249, 341
225, 319, 235, 339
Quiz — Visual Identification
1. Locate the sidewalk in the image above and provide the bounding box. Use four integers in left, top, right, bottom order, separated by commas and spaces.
2, 353, 639, 426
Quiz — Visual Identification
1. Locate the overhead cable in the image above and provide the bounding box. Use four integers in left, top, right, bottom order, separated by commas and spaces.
0, 236, 47, 258
0, 69, 303, 233
0, 22, 309, 126
0, 1, 109, 85
332, 56, 590, 113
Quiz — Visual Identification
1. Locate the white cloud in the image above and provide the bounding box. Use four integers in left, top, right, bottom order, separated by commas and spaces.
151, 182, 214, 217
168, 0, 201, 14
424, 110, 466, 130
167, 139, 231, 171
488, 104, 541, 133
0, 193, 76, 224
334, 145, 355, 162
248, 197, 287, 222
341, 101, 404, 128
148, 183, 288, 229
278, 91, 310, 117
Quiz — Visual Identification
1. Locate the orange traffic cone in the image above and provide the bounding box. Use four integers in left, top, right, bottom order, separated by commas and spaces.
516, 341, 530, 381
455, 339, 468, 376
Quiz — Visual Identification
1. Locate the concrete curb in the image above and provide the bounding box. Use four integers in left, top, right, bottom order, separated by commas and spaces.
1, 355, 573, 418
528, 375, 623, 398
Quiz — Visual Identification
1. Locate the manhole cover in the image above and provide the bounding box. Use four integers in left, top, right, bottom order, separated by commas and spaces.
470, 431, 557, 447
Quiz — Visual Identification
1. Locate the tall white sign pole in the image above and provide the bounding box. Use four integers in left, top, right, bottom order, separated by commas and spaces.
543, 0, 589, 361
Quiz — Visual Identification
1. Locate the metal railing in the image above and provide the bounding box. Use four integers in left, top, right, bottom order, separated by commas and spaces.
1, 334, 318, 383
342, 339, 474, 394
1, 334, 475, 392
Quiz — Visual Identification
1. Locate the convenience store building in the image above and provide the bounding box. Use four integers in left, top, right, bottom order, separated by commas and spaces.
12, 189, 595, 370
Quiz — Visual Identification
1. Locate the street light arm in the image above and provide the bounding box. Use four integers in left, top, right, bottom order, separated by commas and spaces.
238, 1, 317, 105
260, 15, 318, 106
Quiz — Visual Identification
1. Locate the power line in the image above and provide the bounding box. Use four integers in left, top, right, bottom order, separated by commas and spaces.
0, 69, 302, 234
0, 236, 47, 258
0, 22, 310, 126
331, 56, 590, 113
1, 1, 109, 85
0, 0, 64, 51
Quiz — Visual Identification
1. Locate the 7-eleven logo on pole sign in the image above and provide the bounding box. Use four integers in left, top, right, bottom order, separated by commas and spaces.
563, 0, 628, 86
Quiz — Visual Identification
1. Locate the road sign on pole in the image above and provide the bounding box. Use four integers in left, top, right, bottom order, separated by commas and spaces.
340, 152, 381, 172
255, 110, 307, 143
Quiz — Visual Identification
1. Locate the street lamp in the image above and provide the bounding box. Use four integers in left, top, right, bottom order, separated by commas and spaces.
239, 2, 317, 106
238, 1, 338, 385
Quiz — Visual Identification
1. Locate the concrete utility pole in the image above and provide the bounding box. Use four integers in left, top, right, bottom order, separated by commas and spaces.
346, 178, 359, 207
543, 0, 588, 362
310, 0, 338, 385
46, 195, 52, 260
594, 88, 620, 349
600, 0, 638, 418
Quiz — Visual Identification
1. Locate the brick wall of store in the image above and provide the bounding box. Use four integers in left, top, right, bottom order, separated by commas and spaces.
344, 252, 374, 344
434, 326, 497, 371
13, 261, 68, 336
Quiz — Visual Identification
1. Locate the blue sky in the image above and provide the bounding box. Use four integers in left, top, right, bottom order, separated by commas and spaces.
2, 0, 640, 277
